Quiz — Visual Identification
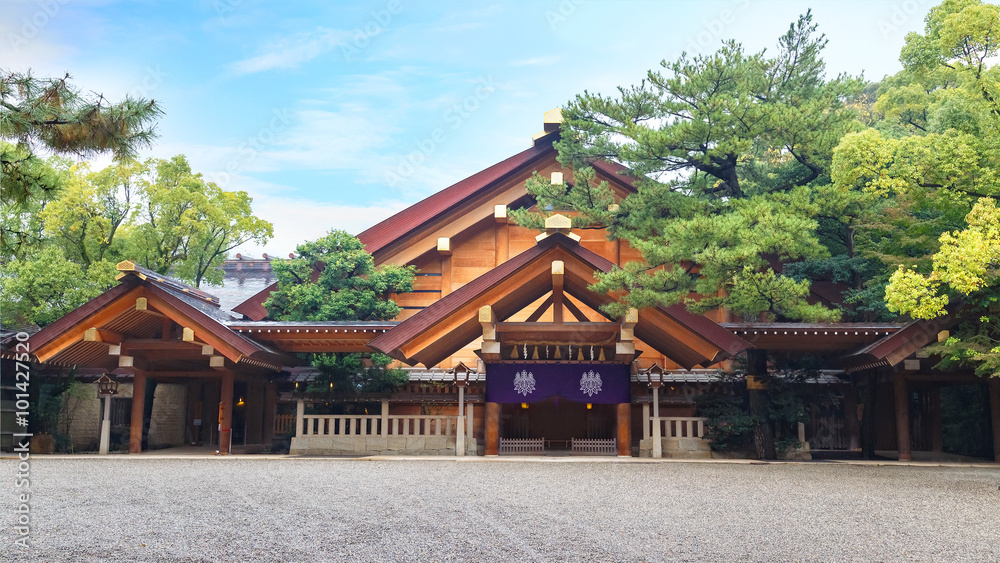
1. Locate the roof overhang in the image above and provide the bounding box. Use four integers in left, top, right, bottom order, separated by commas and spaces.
368, 233, 751, 368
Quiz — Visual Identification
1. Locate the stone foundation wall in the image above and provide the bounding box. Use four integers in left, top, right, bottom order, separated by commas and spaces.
290, 435, 479, 456
638, 436, 712, 459
147, 383, 186, 448
67, 382, 135, 452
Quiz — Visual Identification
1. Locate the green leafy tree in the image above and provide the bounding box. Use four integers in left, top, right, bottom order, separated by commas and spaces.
265, 230, 415, 395
123, 155, 273, 286
0, 245, 117, 328
521, 11, 859, 323
265, 230, 414, 322
1, 70, 161, 254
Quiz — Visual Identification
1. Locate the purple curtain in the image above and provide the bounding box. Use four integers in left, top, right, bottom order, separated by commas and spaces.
485, 363, 630, 404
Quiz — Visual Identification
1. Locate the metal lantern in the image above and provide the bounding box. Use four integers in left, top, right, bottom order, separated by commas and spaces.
452, 362, 471, 386
646, 363, 664, 388
97, 374, 119, 396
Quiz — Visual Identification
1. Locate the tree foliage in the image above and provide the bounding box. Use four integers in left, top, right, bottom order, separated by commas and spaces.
1, 70, 162, 254
266, 230, 415, 394
519, 11, 860, 322
1, 154, 272, 328
265, 230, 414, 322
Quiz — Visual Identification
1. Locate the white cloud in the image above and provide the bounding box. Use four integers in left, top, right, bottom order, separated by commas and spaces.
228, 27, 352, 75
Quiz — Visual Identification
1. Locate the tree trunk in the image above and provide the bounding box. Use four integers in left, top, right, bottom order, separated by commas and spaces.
746, 349, 776, 460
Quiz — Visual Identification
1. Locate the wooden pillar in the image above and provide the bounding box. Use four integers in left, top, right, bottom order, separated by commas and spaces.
485, 402, 499, 455
262, 382, 277, 444
616, 403, 631, 457
186, 380, 202, 445
929, 386, 943, 453
843, 384, 860, 451
245, 383, 264, 444
746, 349, 776, 460
494, 205, 509, 266
129, 371, 147, 454
551, 261, 564, 324
438, 237, 452, 297
219, 370, 234, 455
861, 370, 878, 459
989, 378, 1000, 463
893, 372, 911, 461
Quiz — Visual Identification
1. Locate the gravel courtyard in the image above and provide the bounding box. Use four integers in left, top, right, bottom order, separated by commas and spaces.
2, 457, 999, 562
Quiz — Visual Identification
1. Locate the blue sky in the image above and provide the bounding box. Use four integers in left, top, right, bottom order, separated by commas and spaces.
2, 0, 932, 255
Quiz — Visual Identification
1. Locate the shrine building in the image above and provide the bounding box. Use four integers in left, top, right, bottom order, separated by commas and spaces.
12, 111, 1000, 462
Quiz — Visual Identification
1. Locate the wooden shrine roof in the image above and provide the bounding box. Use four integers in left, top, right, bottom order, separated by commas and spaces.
28, 262, 290, 373
356, 136, 641, 258
840, 313, 959, 374
368, 232, 751, 369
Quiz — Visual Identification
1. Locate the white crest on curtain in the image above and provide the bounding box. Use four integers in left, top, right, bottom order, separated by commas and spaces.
513, 370, 536, 396
580, 370, 602, 397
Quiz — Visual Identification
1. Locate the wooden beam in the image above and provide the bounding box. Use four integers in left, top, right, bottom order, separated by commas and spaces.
33, 286, 146, 363
84, 328, 124, 345
495, 205, 509, 266
524, 294, 553, 323
562, 295, 588, 323
440, 238, 453, 297
479, 305, 499, 356
552, 260, 564, 324
209, 355, 226, 368
182, 327, 195, 342
135, 297, 164, 317
620, 307, 638, 341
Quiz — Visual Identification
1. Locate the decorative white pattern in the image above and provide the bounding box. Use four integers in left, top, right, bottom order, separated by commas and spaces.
580, 370, 602, 397
513, 370, 536, 396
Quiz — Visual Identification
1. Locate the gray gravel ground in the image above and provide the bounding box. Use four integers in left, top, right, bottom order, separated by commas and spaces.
2, 457, 999, 562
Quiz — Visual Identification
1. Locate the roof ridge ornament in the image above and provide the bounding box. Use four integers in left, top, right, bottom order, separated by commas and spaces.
532, 108, 563, 145
535, 213, 582, 244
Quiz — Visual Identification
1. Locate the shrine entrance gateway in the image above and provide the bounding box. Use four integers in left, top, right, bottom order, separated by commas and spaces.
484, 363, 632, 456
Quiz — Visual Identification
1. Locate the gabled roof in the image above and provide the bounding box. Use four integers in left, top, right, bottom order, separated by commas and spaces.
357, 137, 558, 256
29, 262, 290, 372
233, 136, 643, 321
368, 232, 751, 369
841, 312, 959, 374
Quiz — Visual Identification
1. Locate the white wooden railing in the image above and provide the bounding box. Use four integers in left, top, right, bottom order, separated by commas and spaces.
649, 417, 707, 439
300, 414, 460, 437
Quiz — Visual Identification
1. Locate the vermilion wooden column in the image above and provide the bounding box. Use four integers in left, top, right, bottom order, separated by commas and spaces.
219, 370, 234, 455
485, 402, 499, 455
129, 371, 147, 454
989, 378, 1000, 463
893, 372, 911, 461
616, 403, 631, 457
